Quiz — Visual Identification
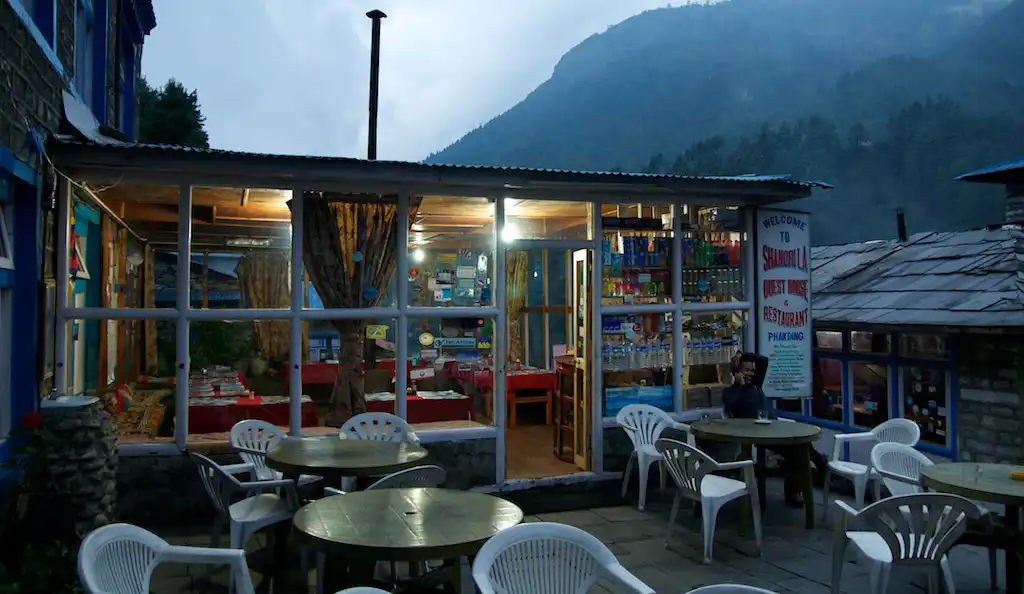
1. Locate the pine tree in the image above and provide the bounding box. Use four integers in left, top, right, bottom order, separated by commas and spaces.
137, 77, 210, 148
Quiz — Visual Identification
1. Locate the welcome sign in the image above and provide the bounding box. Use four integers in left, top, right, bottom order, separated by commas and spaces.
756, 209, 812, 398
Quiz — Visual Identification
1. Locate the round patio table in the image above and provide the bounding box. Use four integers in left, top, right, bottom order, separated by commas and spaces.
920, 462, 1024, 594
294, 487, 524, 590
689, 418, 821, 529
265, 438, 428, 485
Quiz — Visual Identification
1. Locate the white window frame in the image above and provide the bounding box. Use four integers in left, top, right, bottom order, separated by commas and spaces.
56, 180, 760, 483
0, 203, 13, 270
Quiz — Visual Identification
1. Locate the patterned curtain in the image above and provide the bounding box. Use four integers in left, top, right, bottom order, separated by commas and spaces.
293, 193, 420, 426
506, 251, 529, 364
236, 251, 291, 362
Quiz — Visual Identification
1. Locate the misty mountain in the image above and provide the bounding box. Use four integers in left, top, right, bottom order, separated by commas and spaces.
426, 0, 1024, 243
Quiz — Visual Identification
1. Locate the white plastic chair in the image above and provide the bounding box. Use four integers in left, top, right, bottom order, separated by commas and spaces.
338, 412, 421, 491
870, 443, 998, 590
657, 438, 762, 564
333, 589, 391, 594
339, 411, 420, 443
229, 419, 322, 486
686, 586, 780, 593
822, 418, 920, 520
616, 404, 675, 510
315, 465, 448, 594
830, 492, 979, 594
78, 523, 255, 594
471, 522, 655, 594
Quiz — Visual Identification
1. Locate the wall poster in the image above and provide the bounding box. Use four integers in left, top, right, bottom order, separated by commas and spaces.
756, 209, 812, 398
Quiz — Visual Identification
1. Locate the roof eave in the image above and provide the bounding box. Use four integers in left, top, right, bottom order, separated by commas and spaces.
47, 139, 823, 203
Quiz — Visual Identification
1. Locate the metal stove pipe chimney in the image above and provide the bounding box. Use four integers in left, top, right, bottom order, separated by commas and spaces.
366, 9, 386, 161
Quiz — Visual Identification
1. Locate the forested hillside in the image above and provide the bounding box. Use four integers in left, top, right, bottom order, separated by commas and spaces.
427, 0, 1024, 244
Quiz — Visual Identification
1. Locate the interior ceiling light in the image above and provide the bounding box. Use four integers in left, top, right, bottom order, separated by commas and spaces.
412, 249, 426, 262
501, 223, 520, 243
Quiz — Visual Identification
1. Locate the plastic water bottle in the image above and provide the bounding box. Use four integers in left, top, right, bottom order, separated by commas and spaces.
602, 338, 612, 369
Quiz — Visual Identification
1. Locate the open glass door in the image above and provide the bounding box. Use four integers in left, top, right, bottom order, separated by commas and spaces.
572, 249, 591, 470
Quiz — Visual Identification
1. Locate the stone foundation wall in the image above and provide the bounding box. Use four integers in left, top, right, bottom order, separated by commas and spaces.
117, 437, 497, 525
956, 334, 1024, 464
43, 400, 118, 533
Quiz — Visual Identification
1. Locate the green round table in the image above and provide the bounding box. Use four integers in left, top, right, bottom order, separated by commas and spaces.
920, 462, 1024, 594
294, 487, 523, 590
266, 438, 428, 484
294, 487, 524, 561
690, 418, 821, 529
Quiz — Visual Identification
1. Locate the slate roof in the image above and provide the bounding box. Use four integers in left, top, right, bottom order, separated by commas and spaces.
811, 226, 1024, 327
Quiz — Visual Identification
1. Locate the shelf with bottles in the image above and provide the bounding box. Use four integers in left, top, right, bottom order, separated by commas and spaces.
681, 206, 745, 303
601, 313, 673, 372
601, 221, 672, 304
682, 313, 743, 367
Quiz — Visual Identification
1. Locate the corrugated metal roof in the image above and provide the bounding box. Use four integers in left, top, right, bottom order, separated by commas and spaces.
957, 155, 1024, 183
48, 137, 833, 190
812, 225, 1024, 327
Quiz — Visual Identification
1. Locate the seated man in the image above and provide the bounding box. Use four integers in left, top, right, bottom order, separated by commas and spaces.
722, 352, 827, 507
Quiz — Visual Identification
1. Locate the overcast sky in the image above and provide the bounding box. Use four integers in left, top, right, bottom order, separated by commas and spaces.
142, 0, 674, 162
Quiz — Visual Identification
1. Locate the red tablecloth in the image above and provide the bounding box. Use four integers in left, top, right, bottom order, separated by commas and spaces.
474, 367, 556, 397
365, 394, 474, 424
284, 361, 432, 386
188, 399, 319, 434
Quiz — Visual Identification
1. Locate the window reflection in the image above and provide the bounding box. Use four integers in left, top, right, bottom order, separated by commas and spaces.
811, 356, 843, 423
851, 362, 888, 428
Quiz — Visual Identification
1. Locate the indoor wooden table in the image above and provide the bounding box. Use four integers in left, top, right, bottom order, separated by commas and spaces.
921, 462, 1024, 594
293, 487, 524, 592
265, 437, 428, 488
689, 418, 822, 529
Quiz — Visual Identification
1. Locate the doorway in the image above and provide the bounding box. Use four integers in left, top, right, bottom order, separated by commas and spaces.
503, 247, 592, 479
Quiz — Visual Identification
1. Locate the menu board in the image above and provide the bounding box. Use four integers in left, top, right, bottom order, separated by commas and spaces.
756, 209, 812, 398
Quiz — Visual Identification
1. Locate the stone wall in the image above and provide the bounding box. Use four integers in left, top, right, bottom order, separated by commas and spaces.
42, 399, 118, 533
956, 333, 1024, 464
117, 437, 497, 525
0, 1, 67, 163
1, 0, 124, 163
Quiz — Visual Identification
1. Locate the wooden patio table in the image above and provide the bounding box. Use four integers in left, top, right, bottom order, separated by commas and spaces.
921, 462, 1024, 594
293, 487, 524, 592
689, 418, 821, 529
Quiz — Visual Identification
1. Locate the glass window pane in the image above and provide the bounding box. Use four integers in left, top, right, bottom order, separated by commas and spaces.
682, 206, 745, 304
815, 330, 843, 350
409, 197, 493, 307
811, 356, 844, 423
775, 398, 804, 414
851, 362, 889, 428
902, 366, 949, 446
527, 312, 544, 369
408, 316, 493, 429
295, 318, 396, 432
851, 331, 890, 354
900, 334, 947, 359
682, 310, 746, 410
602, 311, 674, 416
504, 199, 590, 240
601, 204, 672, 304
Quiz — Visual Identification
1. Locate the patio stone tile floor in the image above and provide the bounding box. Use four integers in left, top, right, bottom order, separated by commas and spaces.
147, 482, 1008, 593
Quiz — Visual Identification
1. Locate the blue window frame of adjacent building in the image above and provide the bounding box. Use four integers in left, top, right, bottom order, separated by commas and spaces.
74, 0, 95, 108
7, 0, 62, 75
778, 329, 958, 458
